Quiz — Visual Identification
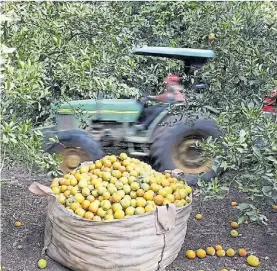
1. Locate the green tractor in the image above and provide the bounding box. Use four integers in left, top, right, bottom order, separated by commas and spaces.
42, 47, 221, 185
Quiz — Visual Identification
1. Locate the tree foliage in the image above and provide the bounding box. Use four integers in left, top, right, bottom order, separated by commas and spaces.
1, 2, 277, 219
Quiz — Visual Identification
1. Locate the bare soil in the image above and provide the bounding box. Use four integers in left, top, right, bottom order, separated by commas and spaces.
1, 167, 277, 271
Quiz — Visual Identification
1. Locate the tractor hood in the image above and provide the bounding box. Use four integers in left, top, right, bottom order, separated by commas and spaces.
57, 99, 143, 123
132, 47, 214, 64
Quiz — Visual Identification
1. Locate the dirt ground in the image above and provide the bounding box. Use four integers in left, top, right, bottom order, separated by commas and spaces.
1, 167, 277, 271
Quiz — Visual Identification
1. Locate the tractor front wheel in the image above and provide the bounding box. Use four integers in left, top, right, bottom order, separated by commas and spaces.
47, 130, 104, 173
150, 119, 221, 185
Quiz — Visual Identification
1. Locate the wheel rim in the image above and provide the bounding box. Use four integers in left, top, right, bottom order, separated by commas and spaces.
173, 137, 212, 174
59, 147, 89, 173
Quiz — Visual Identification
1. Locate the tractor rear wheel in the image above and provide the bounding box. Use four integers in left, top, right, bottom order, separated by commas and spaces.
150, 119, 221, 185
47, 130, 104, 173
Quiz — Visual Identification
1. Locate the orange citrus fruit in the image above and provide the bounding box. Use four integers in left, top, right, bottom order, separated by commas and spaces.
185, 250, 196, 259
216, 249, 226, 257
238, 248, 248, 257
247, 255, 260, 267
206, 247, 215, 256
226, 248, 235, 257
196, 249, 206, 259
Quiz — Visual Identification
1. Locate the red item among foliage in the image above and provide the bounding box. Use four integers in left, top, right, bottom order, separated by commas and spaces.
163, 74, 181, 84
262, 89, 277, 113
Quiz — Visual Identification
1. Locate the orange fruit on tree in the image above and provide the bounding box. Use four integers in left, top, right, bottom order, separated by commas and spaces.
209, 33, 215, 40
216, 249, 226, 257
206, 247, 216, 256
226, 248, 235, 257
196, 249, 206, 259
238, 248, 248, 257
185, 250, 196, 259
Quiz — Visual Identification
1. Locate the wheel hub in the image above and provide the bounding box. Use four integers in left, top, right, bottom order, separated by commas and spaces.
173, 138, 211, 174
65, 154, 82, 168
59, 147, 89, 173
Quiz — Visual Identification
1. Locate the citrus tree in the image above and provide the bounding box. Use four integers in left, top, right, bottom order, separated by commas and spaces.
1, 2, 277, 220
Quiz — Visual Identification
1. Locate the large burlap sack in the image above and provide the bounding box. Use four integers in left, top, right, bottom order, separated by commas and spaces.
29, 181, 192, 271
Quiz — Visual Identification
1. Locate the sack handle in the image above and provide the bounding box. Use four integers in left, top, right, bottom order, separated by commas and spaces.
29, 182, 55, 197
155, 204, 177, 234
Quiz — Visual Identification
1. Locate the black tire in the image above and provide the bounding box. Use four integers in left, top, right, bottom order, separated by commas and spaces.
47, 130, 104, 172
150, 119, 221, 185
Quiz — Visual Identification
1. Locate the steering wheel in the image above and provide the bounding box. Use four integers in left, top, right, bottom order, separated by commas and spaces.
139, 95, 149, 103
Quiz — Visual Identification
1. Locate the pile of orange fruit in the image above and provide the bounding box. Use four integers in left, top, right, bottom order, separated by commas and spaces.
50, 153, 192, 221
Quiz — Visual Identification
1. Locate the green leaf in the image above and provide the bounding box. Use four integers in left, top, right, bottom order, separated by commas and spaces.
237, 203, 250, 211
238, 215, 247, 224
